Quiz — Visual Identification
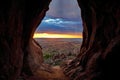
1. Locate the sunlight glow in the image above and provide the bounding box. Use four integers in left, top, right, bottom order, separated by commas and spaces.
33, 33, 82, 38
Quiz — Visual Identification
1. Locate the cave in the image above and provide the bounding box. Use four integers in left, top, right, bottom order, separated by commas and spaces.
0, 0, 120, 80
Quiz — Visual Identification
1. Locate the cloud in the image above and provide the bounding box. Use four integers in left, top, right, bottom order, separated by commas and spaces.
35, 0, 83, 34
43, 17, 63, 25
36, 17, 83, 34
46, 0, 82, 20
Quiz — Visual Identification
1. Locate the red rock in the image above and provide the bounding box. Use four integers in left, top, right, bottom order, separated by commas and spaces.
0, 0, 120, 80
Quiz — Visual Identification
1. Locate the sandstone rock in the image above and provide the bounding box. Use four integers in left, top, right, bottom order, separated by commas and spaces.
0, 0, 120, 80
64, 0, 120, 80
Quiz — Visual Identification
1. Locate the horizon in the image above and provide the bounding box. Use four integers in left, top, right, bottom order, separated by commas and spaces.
33, 33, 83, 39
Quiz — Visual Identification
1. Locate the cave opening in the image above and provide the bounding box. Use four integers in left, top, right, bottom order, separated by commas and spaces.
33, 0, 83, 66
0, 0, 119, 80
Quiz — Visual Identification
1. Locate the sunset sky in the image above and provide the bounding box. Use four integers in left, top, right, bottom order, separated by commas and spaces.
33, 33, 82, 38
34, 0, 83, 38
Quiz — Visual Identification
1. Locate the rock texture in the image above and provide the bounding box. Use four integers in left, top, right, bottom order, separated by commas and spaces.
0, 0, 120, 80
64, 0, 120, 80
0, 0, 51, 80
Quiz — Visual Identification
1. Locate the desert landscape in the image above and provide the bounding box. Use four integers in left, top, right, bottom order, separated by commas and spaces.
35, 38, 82, 66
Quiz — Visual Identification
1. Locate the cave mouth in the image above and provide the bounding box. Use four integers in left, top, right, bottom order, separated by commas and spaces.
33, 0, 83, 66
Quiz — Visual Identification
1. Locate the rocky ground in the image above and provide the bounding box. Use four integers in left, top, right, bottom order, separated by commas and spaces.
35, 38, 82, 66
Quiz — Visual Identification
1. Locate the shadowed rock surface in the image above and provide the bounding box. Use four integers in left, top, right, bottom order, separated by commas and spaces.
0, 0, 120, 80
64, 0, 120, 80
0, 0, 52, 80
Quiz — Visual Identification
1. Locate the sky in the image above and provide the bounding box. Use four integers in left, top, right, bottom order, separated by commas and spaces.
34, 0, 83, 38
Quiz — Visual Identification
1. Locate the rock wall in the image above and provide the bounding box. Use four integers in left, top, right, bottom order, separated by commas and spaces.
64, 0, 120, 80
0, 0, 120, 80
0, 0, 51, 80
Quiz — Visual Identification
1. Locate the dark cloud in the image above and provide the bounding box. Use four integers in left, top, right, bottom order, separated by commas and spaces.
46, 0, 82, 20
35, 0, 83, 34
36, 17, 83, 34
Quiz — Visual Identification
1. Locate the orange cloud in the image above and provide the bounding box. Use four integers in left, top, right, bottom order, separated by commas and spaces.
33, 33, 82, 38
